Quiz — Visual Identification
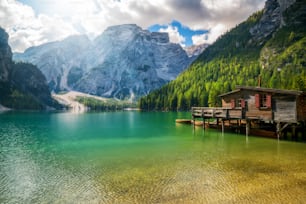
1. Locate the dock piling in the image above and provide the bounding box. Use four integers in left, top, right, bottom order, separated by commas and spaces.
221, 119, 225, 133
246, 120, 250, 136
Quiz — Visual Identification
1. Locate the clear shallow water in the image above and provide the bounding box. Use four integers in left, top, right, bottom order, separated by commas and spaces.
0, 111, 306, 203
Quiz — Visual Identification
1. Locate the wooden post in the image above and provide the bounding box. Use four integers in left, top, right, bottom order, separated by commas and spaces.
303, 123, 306, 142
193, 115, 195, 130
276, 122, 281, 140
203, 117, 205, 130
221, 119, 225, 133
292, 125, 297, 141
246, 120, 250, 136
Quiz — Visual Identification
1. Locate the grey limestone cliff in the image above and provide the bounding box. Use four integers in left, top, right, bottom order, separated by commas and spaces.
14, 24, 197, 101
14, 35, 92, 92
0, 27, 60, 109
0, 27, 12, 82
184, 44, 209, 58
250, 0, 296, 43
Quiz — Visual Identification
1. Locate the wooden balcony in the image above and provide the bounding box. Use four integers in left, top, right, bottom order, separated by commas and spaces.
192, 107, 244, 119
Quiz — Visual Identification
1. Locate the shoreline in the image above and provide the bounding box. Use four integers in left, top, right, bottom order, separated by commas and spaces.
0, 104, 11, 112
52, 91, 88, 113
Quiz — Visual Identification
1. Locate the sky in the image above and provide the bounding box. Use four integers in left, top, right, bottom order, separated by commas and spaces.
0, 0, 265, 52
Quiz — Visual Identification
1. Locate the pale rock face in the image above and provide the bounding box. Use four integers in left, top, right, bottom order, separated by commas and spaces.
249, 0, 296, 44
0, 27, 12, 82
14, 35, 92, 92
1, 27, 59, 109
184, 44, 209, 58
14, 24, 201, 101
277, 0, 296, 12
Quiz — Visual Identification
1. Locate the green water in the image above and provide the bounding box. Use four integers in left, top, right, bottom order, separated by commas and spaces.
0, 111, 306, 203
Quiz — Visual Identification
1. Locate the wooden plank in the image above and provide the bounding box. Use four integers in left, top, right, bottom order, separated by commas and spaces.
297, 96, 306, 121
231, 99, 235, 109
274, 99, 296, 122
255, 94, 260, 108
266, 94, 272, 108
192, 107, 241, 119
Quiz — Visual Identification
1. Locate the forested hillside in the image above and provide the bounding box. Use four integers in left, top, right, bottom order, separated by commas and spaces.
139, 0, 306, 111
0, 27, 61, 110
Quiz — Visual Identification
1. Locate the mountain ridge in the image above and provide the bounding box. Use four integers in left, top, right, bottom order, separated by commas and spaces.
0, 27, 62, 110
139, 0, 306, 111
14, 24, 205, 101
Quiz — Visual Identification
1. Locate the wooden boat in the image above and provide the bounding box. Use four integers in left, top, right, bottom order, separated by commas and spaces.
175, 119, 193, 124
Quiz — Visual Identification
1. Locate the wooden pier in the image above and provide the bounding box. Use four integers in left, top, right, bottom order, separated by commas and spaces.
188, 86, 306, 141
191, 107, 250, 134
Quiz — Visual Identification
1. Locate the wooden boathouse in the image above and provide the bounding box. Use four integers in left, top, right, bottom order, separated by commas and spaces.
192, 86, 306, 140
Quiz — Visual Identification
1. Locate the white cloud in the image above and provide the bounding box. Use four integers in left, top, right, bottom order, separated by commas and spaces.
192, 24, 227, 45
192, 34, 207, 45
159, 26, 185, 46
0, 0, 265, 52
0, 0, 78, 52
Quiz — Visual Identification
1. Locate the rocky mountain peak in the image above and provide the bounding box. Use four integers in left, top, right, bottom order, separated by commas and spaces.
0, 28, 10, 53
0, 27, 61, 109
184, 44, 210, 58
0, 27, 12, 82
249, 0, 296, 43
99, 24, 141, 40
150, 32, 170, 43
14, 24, 198, 101
278, 0, 297, 12
105, 24, 141, 32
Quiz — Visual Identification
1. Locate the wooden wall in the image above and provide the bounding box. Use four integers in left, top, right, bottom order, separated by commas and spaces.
221, 99, 231, 108
221, 91, 273, 121
221, 93, 243, 119
297, 95, 306, 122
245, 95, 273, 121
228, 109, 243, 119
220, 90, 306, 123
273, 95, 297, 123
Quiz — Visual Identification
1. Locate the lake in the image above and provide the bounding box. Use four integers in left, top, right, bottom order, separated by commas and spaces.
0, 111, 306, 203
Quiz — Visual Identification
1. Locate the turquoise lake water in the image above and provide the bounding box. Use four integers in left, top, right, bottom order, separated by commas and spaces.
0, 111, 306, 203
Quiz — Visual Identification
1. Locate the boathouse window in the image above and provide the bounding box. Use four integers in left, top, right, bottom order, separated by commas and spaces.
255, 94, 271, 108
231, 99, 245, 108
231, 99, 235, 108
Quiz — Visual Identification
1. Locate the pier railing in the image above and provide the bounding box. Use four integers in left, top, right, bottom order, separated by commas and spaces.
192, 107, 244, 119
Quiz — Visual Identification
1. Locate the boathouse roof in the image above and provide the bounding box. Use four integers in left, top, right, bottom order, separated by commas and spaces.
219, 86, 305, 97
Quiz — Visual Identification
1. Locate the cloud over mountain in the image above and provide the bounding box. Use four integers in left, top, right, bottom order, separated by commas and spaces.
1, 0, 265, 52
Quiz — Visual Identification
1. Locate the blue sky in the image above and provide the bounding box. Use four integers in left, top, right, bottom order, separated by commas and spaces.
149, 21, 208, 47
0, 0, 265, 52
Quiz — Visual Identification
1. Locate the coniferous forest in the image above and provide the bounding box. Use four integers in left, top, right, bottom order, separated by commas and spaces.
139, 1, 306, 111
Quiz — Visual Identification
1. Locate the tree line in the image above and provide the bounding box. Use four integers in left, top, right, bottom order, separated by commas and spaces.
139, 5, 306, 111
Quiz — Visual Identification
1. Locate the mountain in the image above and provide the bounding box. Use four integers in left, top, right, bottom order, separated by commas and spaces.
0, 27, 61, 110
0, 27, 12, 83
184, 44, 209, 58
139, 0, 306, 111
14, 24, 197, 101
14, 35, 92, 92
